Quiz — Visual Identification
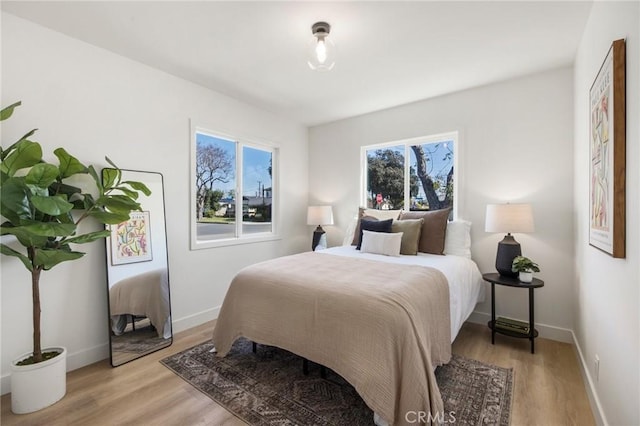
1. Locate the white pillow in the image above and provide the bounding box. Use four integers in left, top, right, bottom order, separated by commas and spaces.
342, 216, 358, 246
444, 220, 472, 258
343, 207, 403, 246
360, 230, 403, 257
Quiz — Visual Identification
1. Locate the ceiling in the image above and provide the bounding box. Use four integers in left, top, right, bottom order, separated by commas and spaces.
2, 1, 592, 126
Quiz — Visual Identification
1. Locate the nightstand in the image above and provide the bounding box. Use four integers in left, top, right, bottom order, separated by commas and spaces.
482, 272, 544, 354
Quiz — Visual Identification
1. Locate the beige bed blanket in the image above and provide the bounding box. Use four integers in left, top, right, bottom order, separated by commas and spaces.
109, 269, 170, 338
212, 252, 451, 425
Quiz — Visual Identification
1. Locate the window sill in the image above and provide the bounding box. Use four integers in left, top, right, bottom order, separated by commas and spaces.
190, 234, 281, 250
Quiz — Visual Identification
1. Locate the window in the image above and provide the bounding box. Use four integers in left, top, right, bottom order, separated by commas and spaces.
191, 126, 278, 249
362, 132, 457, 216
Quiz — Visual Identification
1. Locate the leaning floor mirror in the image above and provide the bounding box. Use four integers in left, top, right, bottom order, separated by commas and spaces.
103, 169, 172, 366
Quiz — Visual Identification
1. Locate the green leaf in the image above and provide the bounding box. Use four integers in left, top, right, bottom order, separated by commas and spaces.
27, 184, 49, 197
0, 101, 21, 121
33, 248, 85, 270
99, 194, 141, 214
88, 210, 131, 225
49, 181, 82, 198
87, 165, 103, 193
0, 224, 48, 247
0, 140, 42, 176
55, 211, 75, 224
70, 193, 95, 210
0, 243, 32, 271
1, 129, 38, 161
21, 222, 76, 237
102, 168, 119, 190
114, 186, 139, 200
64, 230, 110, 245
25, 163, 60, 187
31, 195, 74, 216
122, 181, 151, 196
0, 177, 32, 223
105, 156, 118, 169
54, 148, 87, 178
16, 129, 37, 143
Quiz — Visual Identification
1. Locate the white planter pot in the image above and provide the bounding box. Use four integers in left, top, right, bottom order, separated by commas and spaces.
11, 347, 67, 414
519, 271, 533, 283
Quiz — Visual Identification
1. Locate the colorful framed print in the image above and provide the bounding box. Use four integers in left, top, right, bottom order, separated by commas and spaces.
110, 211, 153, 265
589, 39, 626, 258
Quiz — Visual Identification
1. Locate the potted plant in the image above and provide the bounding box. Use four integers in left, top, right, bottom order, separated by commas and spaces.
511, 255, 540, 283
0, 102, 150, 414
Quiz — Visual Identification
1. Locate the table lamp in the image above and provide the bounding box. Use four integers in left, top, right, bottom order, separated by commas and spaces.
485, 203, 534, 277
307, 206, 334, 251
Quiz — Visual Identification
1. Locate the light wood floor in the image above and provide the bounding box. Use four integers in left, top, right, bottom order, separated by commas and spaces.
1, 321, 594, 426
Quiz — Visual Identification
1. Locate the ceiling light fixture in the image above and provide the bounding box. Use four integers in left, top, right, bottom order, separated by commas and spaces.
308, 21, 335, 71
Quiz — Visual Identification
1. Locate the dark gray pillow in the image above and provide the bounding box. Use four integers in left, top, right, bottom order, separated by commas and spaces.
356, 218, 393, 250
351, 215, 378, 246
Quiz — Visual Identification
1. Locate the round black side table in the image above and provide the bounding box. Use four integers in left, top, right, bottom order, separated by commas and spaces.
482, 272, 544, 354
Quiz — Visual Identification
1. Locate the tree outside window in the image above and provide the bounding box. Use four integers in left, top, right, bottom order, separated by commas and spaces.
364, 135, 456, 215
193, 130, 277, 246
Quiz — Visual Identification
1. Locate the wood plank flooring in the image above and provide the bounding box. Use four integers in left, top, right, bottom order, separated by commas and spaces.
1, 321, 594, 426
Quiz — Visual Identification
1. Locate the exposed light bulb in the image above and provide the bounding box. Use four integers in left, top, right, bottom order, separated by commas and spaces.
316, 38, 327, 63
308, 21, 335, 71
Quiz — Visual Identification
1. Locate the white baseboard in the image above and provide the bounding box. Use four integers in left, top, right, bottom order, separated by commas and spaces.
572, 330, 608, 426
466, 311, 574, 343
172, 305, 220, 334
1, 374, 10, 396
1, 307, 221, 396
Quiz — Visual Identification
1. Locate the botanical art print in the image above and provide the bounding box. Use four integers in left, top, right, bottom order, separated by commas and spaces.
111, 211, 153, 265
589, 39, 625, 258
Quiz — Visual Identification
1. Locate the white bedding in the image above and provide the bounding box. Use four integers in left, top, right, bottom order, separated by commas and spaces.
318, 246, 485, 341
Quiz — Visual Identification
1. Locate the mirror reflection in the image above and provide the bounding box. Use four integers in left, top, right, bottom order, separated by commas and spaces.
104, 169, 172, 366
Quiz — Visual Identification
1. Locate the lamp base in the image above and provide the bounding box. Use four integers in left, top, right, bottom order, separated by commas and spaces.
312, 226, 325, 251
495, 234, 521, 278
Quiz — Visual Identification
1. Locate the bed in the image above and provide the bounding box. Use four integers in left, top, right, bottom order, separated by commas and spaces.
212, 213, 484, 425
109, 268, 172, 339
320, 245, 485, 341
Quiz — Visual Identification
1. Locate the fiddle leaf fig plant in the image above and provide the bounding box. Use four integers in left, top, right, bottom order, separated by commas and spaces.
511, 256, 540, 273
0, 101, 151, 364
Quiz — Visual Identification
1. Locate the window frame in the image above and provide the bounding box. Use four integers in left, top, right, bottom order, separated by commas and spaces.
360, 131, 459, 218
190, 123, 280, 250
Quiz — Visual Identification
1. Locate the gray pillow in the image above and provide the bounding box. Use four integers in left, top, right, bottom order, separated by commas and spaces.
399, 208, 451, 255
391, 219, 424, 255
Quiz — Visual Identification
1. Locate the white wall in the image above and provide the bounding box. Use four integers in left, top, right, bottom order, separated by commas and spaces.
0, 12, 309, 394
573, 2, 639, 425
309, 68, 575, 342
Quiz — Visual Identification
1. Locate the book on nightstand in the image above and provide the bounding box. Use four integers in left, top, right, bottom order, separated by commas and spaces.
494, 316, 530, 334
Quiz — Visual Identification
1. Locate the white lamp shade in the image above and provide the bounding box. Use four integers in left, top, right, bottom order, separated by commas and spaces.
485, 203, 534, 233
307, 206, 334, 226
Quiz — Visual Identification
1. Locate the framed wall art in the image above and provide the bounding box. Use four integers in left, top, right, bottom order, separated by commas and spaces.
589, 39, 626, 258
110, 210, 153, 265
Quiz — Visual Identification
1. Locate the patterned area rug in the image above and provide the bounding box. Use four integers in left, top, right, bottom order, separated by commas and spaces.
161, 338, 513, 425
112, 325, 169, 354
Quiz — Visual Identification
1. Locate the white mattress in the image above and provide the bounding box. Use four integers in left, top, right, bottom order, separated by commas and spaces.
318, 246, 485, 341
